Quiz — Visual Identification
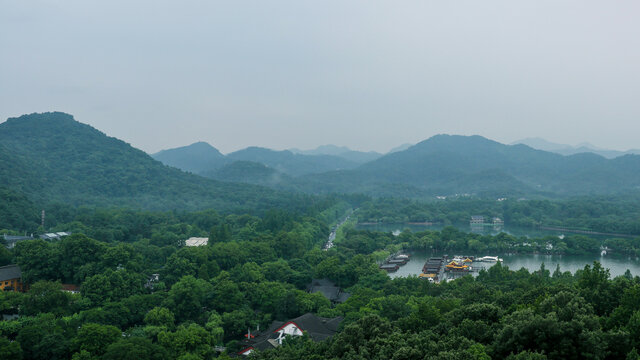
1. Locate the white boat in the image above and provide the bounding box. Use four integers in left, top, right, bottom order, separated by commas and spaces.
477, 256, 503, 262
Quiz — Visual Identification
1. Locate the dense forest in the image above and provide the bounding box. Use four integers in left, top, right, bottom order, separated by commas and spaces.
355, 195, 640, 236
2, 202, 640, 359
0, 113, 321, 211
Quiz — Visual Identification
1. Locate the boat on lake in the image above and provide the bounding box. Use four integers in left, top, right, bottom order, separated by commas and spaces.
476, 256, 503, 262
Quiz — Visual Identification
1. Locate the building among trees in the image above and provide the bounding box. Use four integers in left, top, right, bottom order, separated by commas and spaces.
238, 313, 343, 356
0, 264, 25, 292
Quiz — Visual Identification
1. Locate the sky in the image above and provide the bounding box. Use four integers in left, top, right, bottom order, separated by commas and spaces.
1, 1, 639, 154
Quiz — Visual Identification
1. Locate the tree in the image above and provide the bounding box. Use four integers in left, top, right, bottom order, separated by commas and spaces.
164, 275, 213, 322
158, 324, 213, 359
103, 337, 169, 360
21, 280, 72, 316
144, 307, 175, 328
75, 323, 121, 356
205, 311, 225, 345
0, 336, 22, 360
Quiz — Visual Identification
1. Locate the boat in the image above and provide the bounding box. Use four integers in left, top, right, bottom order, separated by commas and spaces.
379, 264, 399, 272
388, 259, 408, 265
476, 256, 503, 262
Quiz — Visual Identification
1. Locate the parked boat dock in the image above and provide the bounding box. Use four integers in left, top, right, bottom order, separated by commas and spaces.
379, 253, 411, 272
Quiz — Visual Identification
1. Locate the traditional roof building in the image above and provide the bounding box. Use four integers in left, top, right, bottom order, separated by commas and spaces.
307, 279, 350, 304
3, 235, 34, 249
0, 265, 26, 292
238, 313, 343, 356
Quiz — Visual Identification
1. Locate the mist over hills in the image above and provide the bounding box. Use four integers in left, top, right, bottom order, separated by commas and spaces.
289, 135, 640, 197
513, 137, 640, 159
152, 143, 363, 178
3, 112, 640, 207
288, 145, 382, 164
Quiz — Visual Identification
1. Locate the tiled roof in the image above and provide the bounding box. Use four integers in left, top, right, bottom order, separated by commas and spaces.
0, 265, 22, 282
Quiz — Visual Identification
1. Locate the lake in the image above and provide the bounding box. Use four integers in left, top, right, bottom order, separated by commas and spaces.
389, 251, 640, 279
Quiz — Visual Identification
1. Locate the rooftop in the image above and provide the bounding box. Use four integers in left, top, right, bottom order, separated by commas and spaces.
0, 265, 22, 282
185, 237, 208, 246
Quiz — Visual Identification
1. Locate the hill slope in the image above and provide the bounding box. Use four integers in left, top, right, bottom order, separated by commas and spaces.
151, 142, 227, 173
513, 137, 640, 159
292, 135, 640, 197
0, 112, 305, 211
226, 147, 359, 176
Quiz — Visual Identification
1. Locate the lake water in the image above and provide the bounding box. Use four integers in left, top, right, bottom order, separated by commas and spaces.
389, 251, 640, 279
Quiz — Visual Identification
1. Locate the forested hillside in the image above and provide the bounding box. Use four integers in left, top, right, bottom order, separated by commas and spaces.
152, 142, 228, 174
0, 113, 315, 212
153, 143, 361, 177
292, 135, 640, 197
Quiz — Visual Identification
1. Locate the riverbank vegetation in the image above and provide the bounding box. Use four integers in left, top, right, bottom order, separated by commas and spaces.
356, 195, 640, 236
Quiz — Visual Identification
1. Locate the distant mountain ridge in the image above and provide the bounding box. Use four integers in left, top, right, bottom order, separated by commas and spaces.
512, 137, 640, 159
153, 143, 363, 177
288, 145, 382, 164
152, 141, 227, 173
5, 113, 640, 205
290, 134, 640, 197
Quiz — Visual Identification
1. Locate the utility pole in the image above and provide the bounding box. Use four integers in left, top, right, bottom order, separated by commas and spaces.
41, 210, 45, 229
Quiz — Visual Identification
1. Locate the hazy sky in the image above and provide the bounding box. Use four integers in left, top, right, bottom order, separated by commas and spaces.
1, 1, 639, 154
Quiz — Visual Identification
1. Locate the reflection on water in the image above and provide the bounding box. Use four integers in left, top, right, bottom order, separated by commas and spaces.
389, 251, 640, 279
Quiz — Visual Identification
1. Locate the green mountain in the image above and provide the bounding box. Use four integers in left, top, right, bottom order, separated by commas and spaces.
153, 144, 361, 177
0, 112, 305, 211
151, 141, 227, 173
226, 147, 359, 176
292, 135, 640, 197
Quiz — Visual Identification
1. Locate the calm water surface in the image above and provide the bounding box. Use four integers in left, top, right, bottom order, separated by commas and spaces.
389, 251, 640, 279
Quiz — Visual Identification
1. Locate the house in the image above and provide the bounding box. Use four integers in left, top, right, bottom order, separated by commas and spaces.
238, 313, 343, 356
39, 232, 71, 241
61, 284, 80, 294
307, 279, 350, 304
145, 273, 160, 289
470, 216, 485, 224
0, 265, 26, 292
185, 237, 208, 246
3, 234, 34, 249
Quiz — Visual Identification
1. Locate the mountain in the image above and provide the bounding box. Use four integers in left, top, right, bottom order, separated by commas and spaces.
292, 135, 640, 197
226, 147, 359, 176
388, 143, 413, 153
289, 145, 382, 164
0, 112, 302, 211
512, 137, 640, 159
152, 142, 227, 173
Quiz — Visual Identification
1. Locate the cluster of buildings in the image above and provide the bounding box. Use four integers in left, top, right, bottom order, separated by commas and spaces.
3, 232, 71, 249
238, 313, 343, 356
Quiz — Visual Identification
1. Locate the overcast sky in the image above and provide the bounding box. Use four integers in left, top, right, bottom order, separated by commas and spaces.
1, 1, 639, 154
